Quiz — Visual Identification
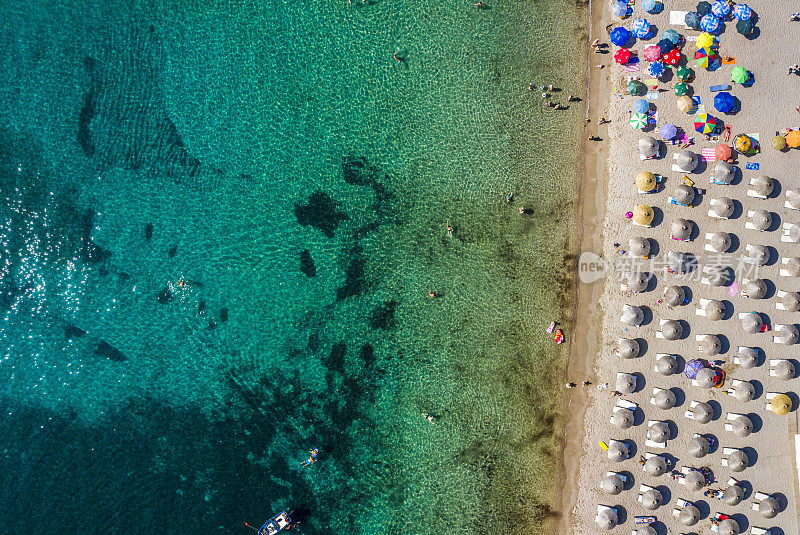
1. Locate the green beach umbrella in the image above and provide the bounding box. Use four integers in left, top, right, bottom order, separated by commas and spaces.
737, 19, 754, 35
628, 80, 645, 95
674, 82, 689, 96
676, 65, 692, 81
732, 65, 749, 83
630, 112, 648, 129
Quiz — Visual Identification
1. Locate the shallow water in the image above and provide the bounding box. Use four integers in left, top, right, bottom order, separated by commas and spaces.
0, 1, 587, 533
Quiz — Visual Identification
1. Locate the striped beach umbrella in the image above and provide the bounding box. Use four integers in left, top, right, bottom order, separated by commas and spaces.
610, 26, 631, 46
695, 48, 714, 68
634, 99, 650, 113
694, 112, 717, 134
731, 65, 749, 83
773, 135, 787, 150
696, 32, 714, 49
736, 19, 754, 35
644, 45, 662, 61
648, 61, 665, 77
631, 112, 648, 129
614, 48, 632, 64
733, 3, 751, 20
663, 48, 681, 65
685, 11, 701, 29
612, 0, 628, 18
674, 82, 689, 96
714, 91, 734, 113
712, 0, 731, 18
632, 18, 652, 38
663, 29, 681, 44
701, 14, 721, 33
676, 65, 692, 81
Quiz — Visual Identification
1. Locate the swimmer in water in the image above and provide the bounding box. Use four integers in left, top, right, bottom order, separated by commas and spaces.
505, 193, 513, 204
446, 223, 453, 237
301, 448, 319, 467
422, 412, 436, 424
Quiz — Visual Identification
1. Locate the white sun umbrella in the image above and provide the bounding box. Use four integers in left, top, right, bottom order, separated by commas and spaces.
718, 518, 741, 535
644, 455, 667, 476
753, 176, 775, 197
692, 402, 713, 423
656, 354, 678, 375
680, 505, 701, 526
677, 150, 699, 171
709, 232, 732, 252
737, 347, 758, 368
596, 507, 618, 530
733, 415, 753, 437
639, 136, 659, 158
699, 334, 722, 355
696, 367, 718, 388
629, 237, 651, 258
621, 304, 644, 326
746, 244, 770, 265
661, 319, 682, 340
782, 291, 800, 311
743, 278, 767, 298
733, 381, 755, 402
654, 388, 677, 409
775, 359, 795, 380
641, 488, 663, 510
664, 285, 686, 306
648, 421, 669, 442
723, 484, 744, 505
607, 440, 629, 462
741, 312, 763, 333
685, 469, 706, 490
713, 162, 735, 184
673, 184, 695, 205
710, 196, 735, 218
618, 338, 640, 358
776, 324, 799, 344
750, 209, 772, 231
759, 496, 779, 519
616, 372, 637, 394
600, 473, 624, 495
688, 435, 710, 457
611, 409, 634, 429
728, 449, 748, 472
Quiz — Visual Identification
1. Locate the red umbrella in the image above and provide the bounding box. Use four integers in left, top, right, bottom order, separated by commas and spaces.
715, 144, 733, 160
615, 48, 632, 64
644, 45, 662, 62
663, 48, 681, 66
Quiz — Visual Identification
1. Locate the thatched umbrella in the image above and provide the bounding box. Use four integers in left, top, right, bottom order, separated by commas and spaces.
787, 190, 800, 210
629, 237, 651, 257
679, 505, 701, 526
704, 299, 725, 320
741, 312, 763, 333
621, 304, 644, 326
718, 518, 741, 535
616, 373, 636, 394
709, 232, 732, 252
750, 209, 772, 231
724, 484, 744, 505
636, 170, 658, 192
677, 150, 699, 171
623, 271, 650, 292
611, 409, 634, 429
673, 184, 695, 205
733, 415, 753, 437
776, 324, 799, 344
737, 347, 758, 368
671, 218, 693, 240
664, 285, 686, 306
696, 367, 718, 388
711, 196, 735, 218
600, 473, 624, 495
759, 496, 779, 519
753, 176, 775, 197
639, 138, 659, 158
688, 435, 710, 457
728, 449, 748, 472
596, 507, 618, 530
699, 334, 721, 355
775, 359, 795, 380
662, 319, 682, 340
641, 488, 663, 510
771, 393, 792, 415
789, 223, 800, 243
685, 469, 706, 490
654, 388, 677, 409
648, 421, 669, 442
782, 291, 800, 311
634, 204, 655, 226
618, 338, 640, 358
707, 266, 731, 286
644, 455, 667, 476
785, 257, 800, 277
656, 354, 678, 375
636, 525, 656, 535
733, 381, 755, 402
746, 244, 770, 265
607, 441, 629, 462
668, 251, 690, 273
692, 402, 713, 423
714, 162, 735, 184
743, 278, 767, 298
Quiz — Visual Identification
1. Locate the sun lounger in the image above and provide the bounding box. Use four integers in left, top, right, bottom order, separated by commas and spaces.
696, 297, 712, 316
669, 10, 688, 25
769, 359, 789, 377
616, 398, 638, 411
724, 412, 745, 432
727, 476, 739, 486
780, 257, 796, 276
721, 448, 743, 468
710, 84, 731, 92
685, 400, 705, 420
750, 526, 773, 534
680, 465, 693, 475
734, 346, 759, 366
748, 178, 768, 199
782, 222, 799, 242
707, 198, 730, 219
786, 190, 800, 210
776, 290, 790, 310
607, 470, 628, 483
746, 210, 769, 231
764, 391, 779, 410
773, 324, 789, 343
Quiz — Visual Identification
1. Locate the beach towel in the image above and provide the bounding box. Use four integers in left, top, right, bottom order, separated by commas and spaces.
728, 283, 739, 297
625, 64, 640, 72
645, 92, 659, 100
701, 148, 716, 162
721, 57, 736, 65
669, 10, 688, 25
746, 162, 759, 170
686, 35, 697, 42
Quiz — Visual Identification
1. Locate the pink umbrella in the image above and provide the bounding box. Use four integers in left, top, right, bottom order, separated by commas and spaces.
644, 45, 662, 62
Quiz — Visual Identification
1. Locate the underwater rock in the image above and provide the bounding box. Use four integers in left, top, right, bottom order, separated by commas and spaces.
93, 341, 126, 361
342, 155, 378, 186
359, 343, 375, 367
156, 287, 173, 304
299, 249, 316, 277
336, 247, 366, 301
145, 223, 153, 240
64, 324, 87, 339
198, 300, 206, 314
294, 191, 349, 238
324, 342, 347, 373
219, 307, 228, 322
308, 332, 320, 352
369, 300, 397, 330
167, 245, 177, 258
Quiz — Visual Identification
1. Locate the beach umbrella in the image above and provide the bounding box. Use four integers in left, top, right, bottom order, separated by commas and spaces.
671, 217, 693, 239
648, 421, 669, 442
724, 485, 744, 505
709, 232, 731, 253
688, 436, 710, 459
660, 122, 677, 139
734, 134, 752, 152
736, 19, 754, 35
695, 47, 714, 68
733, 415, 753, 437
607, 440, 629, 461
610, 26, 631, 46
600, 473, 624, 494
676, 151, 698, 171
694, 112, 717, 134
663, 29, 681, 44
676, 95, 693, 113
676, 65, 692, 81
707, 266, 731, 287
641, 488, 663, 510
633, 204, 653, 225
759, 496, 779, 519
696, 31, 714, 49
788, 192, 800, 210
710, 197, 734, 218
668, 251, 691, 273
733, 3, 752, 20
631, 18, 652, 39
611, 0, 628, 18
713, 163, 735, 184
746, 245, 769, 266
753, 176, 774, 197
654, 388, 676, 409
610, 409, 634, 428
636, 170, 657, 191
661, 319, 682, 340
622, 271, 650, 292
685, 11, 702, 29
618, 337, 640, 358
644, 44, 661, 61
704, 299, 725, 321
776, 359, 795, 380
642, 0, 658, 12
716, 144, 732, 160
786, 130, 800, 148
718, 518, 740, 535
697, 1, 712, 15
750, 209, 772, 231
621, 304, 644, 325
733, 381, 755, 402
614, 47, 631, 64
663, 48, 681, 66
644, 455, 666, 476
771, 393, 792, 415
738, 347, 758, 368
685, 468, 706, 489
663, 285, 686, 306
742, 312, 763, 333
701, 13, 721, 33
639, 137, 658, 158
596, 507, 618, 530
656, 38, 673, 54
656, 353, 678, 374
712, 0, 731, 18
782, 291, 800, 311
773, 135, 787, 150
630, 112, 648, 129
696, 367, 718, 388
728, 449, 748, 472
616, 373, 636, 394
786, 257, 800, 277
628, 80, 646, 95
648, 61, 665, 77
692, 401, 713, 423
684, 359, 705, 379
674, 82, 689, 96
673, 184, 695, 205
776, 324, 799, 344
629, 236, 650, 257
680, 505, 700, 526
731, 65, 749, 83
634, 99, 649, 113
714, 91, 735, 113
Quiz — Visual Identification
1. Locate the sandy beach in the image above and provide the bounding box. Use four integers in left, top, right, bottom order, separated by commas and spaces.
560, 0, 800, 533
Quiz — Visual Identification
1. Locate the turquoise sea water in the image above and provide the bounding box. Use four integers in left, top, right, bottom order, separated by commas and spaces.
0, 1, 587, 533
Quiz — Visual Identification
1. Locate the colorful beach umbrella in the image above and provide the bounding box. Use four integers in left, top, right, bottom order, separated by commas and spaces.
614, 48, 632, 64
733, 3, 751, 20
631, 18, 652, 38
660, 123, 677, 139
685, 359, 705, 379
662, 29, 681, 45
731, 65, 749, 83
714, 91, 734, 113
685, 11, 701, 29
701, 13, 721, 33
674, 82, 689, 96
676, 95, 693, 113
648, 61, 665, 77
711, 0, 731, 18
736, 19, 754, 35
716, 144, 732, 160
628, 80, 646, 95
696, 32, 714, 49
694, 112, 717, 134
773, 135, 787, 150
611, 0, 628, 18
663, 48, 681, 65
634, 99, 650, 113
697, 1, 712, 15
630, 112, 648, 129
641, 0, 658, 12
787, 130, 800, 148
676, 65, 692, 81
644, 44, 662, 61
610, 26, 631, 46
734, 134, 752, 152
695, 48, 714, 68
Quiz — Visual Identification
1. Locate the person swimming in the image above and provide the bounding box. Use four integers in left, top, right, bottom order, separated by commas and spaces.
301, 448, 319, 467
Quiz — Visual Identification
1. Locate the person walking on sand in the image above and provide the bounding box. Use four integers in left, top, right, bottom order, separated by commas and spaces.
565, 382, 577, 388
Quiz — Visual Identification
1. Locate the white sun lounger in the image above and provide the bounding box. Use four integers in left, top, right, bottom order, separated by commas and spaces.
708, 198, 731, 219
721, 448, 743, 468
786, 190, 800, 210
650, 386, 668, 406
685, 400, 706, 420
782, 222, 799, 243
696, 297, 712, 316
727, 476, 739, 486
645, 420, 667, 448
780, 257, 797, 277
616, 398, 638, 411
669, 10, 689, 25
776, 290, 791, 310
751, 492, 770, 511
764, 391, 780, 410
607, 470, 628, 482
724, 412, 745, 432
773, 324, 789, 343
750, 526, 773, 534
769, 359, 790, 376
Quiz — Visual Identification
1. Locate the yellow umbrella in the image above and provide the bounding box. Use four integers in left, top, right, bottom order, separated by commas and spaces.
636, 171, 657, 192
696, 32, 714, 49
734, 134, 752, 153
771, 393, 792, 415
633, 204, 654, 226
773, 135, 787, 150
676, 95, 693, 113
787, 130, 800, 148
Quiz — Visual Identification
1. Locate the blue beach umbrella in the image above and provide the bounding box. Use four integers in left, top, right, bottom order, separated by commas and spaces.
657, 38, 674, 54
685, 11, 701, 29
714, 91, 735, 113
662, 29, 681, 45
660, 123, 677, 140
641, 0, 658, 13
701, 13, 721, 33
634, 99, 650, 113
684, 359, 705, 379
712, 0, 731, 18
610, 26, 631, 46
632, 18, 652, 39
733, 3, 752, 20
612, 0, 628, 18
697, 1, 712, 15
648, 61, 665, 77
